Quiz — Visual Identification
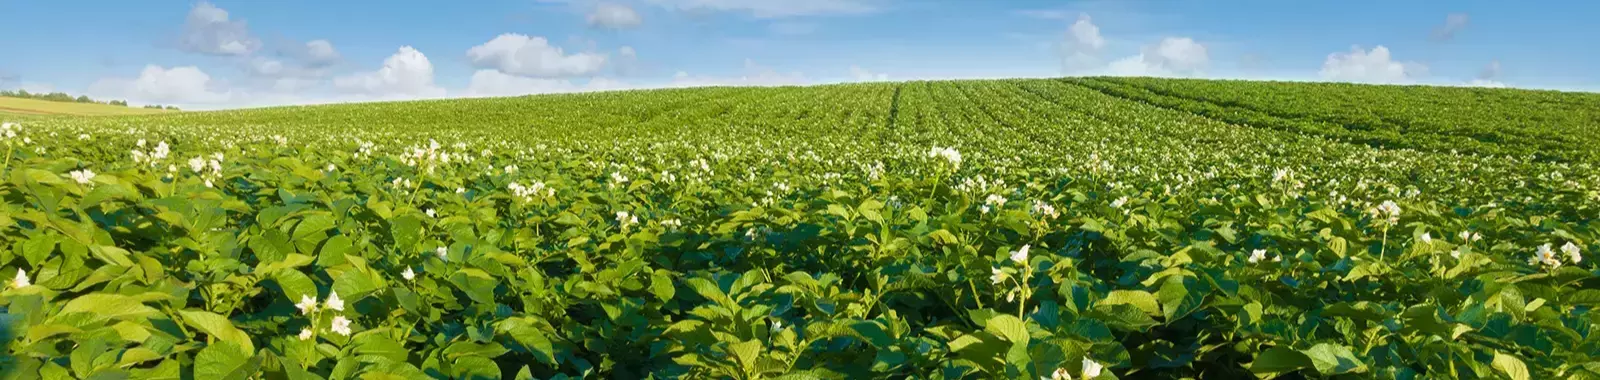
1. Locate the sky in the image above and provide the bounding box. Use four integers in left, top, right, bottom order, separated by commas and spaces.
1, 0, 1596, 110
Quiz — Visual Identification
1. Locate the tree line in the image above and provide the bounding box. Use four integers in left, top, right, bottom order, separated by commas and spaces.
1, 89, 178, 110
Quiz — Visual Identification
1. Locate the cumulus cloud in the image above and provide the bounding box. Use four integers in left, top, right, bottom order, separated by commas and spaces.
588, 3, 643, 29
1431, 13, 1470, 41
302, 40, 341, 67
1058, 15, 1106, 71
333, 46, 445, 96
178, 2, 259, 56
849, 66, 888, 82
1068, 15, 1106, 51
87, 65, 231, 105
1098, 37, 1210, 77
1319, 45, 1427, 84
467, 34, 609, 78
641, 0, 878, 18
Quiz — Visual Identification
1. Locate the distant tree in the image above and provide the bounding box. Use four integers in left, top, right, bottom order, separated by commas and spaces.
111, 100, 128, 106
165, 105, 180, 111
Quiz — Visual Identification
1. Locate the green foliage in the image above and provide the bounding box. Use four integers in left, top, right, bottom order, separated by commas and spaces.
1, 78, 1597, 379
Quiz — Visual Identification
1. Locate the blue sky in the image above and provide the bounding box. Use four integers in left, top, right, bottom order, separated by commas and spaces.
1, 0, 1595, 109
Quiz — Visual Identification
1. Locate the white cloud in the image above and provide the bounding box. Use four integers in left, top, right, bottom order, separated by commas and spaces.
642, 0, 878, 18
1319, 45, 1427, 84
1058, 15, 1106, 71
302, 40, 341, 67
1431, 13, 1470, 41
87, 65, 230, 105
178, 2, 259, 56
588, 3, 642, 29
1145, 37, 1208, 72
849, 66, 888, 82
1068, 15, 1105, 51
333, 46, 445, 96
1095, 37, 1210, 77
466, 34, 609, 78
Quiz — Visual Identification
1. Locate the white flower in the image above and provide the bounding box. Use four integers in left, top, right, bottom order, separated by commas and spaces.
985, 194, 1007, 208
455, 187, 465, 194
326, 164, 336, 172
990, 267, 1006, 285
770, 320, 783, 331
1110, 196, 1129, 209
1533, 244, 1561, 268
437, 246, 449, 261
298, 328, 313, 340
188, 156, 206, 173
616, 211, 637, 226
1010, 244, 1030, 264
329, 315, 353, 336
12, 269, 30, 288
1248, 249, 1267, 264
1450, 248, 1463, 260
295, 295, 318, 315
424, 208, 436, 218
1562, 242, 1582, 264
325, 291, 345, 311
69, 169, 96, 185
1048, 367, 1074, 380
928, 146, 962, 167
401, 267, 416, 281
1419, 232, 1433, 245
1081, 358, 1104, 378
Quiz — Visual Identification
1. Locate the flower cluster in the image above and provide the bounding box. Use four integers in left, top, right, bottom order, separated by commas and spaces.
928, 146, 962, 168
1368, 200, 1401, 225
508, 181, 552, 201
187, 153, 225, 187
1532, 242, 1584, 269
69, 169, 96, 185
130, 140, 171, 167
1030, 199, 1060, 219
981, 194, 1007, 214
295, 291, 354, 340
0, 122, 20, 144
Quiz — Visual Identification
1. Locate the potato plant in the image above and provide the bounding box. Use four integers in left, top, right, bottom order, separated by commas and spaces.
1, 79, 1597, 379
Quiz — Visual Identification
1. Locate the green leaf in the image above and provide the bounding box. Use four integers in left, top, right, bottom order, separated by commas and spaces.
453, 356, 501, 380
1492, 352, 1530, 380
850, 320, 894, 348
448, 269, 498, 305
444, 341, 509, 360
729, 339, 763, 369
177, 310, 255, 353
351, 333, 409, 362
1302, 343, 1367, 375
273, 270, 318, 303
60, 293, 159, 321
1250, 347, 1313, 374
983, 314, 1029, 344
1098, 290, 1161, 318
390, 216, 422, 251
194, 343, 258, 380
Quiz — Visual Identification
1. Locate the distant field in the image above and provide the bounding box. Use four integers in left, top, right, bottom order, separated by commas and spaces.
2, 78, 1598, 379
0, 96, 172, 116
